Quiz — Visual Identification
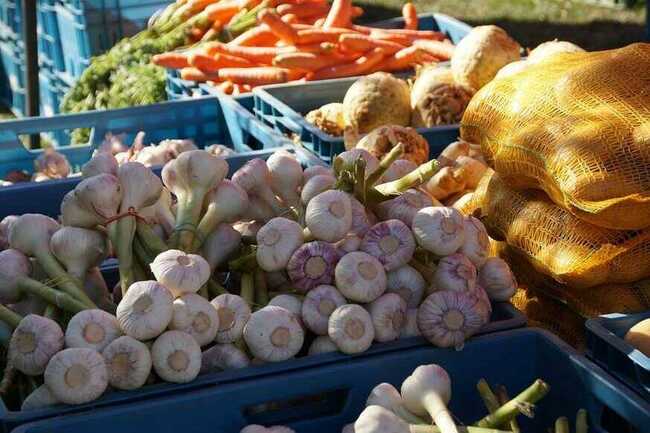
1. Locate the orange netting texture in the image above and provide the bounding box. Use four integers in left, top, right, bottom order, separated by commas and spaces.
460, 43, 650, 230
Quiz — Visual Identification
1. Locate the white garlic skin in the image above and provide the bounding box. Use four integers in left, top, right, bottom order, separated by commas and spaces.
150, 250, 211, 297
335, 252, 386, 303
382, 159, 418, 183
268, 295, 303, 321
256, 218, 304, 272
328, 304, 375, 354
400, 364, 452, 417
305, 190, 353, 243
151, 330, 201, 383
202, 224, 242, 271
368, 293, 407, 343
478, 257, 517, 302
10, 314, 64, 375
211, 294, 252, 343
434, 253, 477, 292
65, 309, 122, 352
0, 248, 31, 303
375, 188, 436, 228
243, 306, 304, 362
400, 309, 421, 338
386, 265, 426, 309
102, 335, 152, 390
308, 335, 339, 355
354, 405, 408, 433
303, 165, 333, 183
302, 285, 347, 335
116, 281, 174, 341
360, 220, 416, 271
21, 384, 59, 411
412, 207, 465, 256
200, 343, 250, 374
459, 216, 490, 268
301, 174, 335, 205
44, 348, 108, 405
170, 294, 220, 346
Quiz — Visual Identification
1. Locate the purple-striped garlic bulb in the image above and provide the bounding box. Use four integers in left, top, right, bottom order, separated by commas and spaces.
361, 220, 415, 272
434, 253, 477, 293
287, 241, 339, 293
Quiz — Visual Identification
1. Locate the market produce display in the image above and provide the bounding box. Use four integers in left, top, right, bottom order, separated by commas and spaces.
154, 1, 456, 94
624, 318, 650, 356
242, 363, 590, 433
0, 129, 521, 410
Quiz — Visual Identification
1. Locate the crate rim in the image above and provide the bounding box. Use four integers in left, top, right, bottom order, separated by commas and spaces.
586, 313, 650, 371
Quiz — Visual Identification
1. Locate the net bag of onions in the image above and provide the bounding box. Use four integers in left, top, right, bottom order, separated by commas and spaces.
460, 43, 650, 231
464, 170, 650, 289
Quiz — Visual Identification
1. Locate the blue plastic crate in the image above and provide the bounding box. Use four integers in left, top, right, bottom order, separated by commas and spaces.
0, 95, 290, 219
0, 35, 26, 117
166, 68, 210, 101
0, 0, 21, 36
11, 328, 650, 433
586, 312, 650, 400
36, 0, 65, 73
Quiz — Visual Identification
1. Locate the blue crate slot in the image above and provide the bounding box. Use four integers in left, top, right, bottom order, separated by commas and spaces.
36, 0, 65, 73
0, 95, 289, 219
166, 68, 210, 101
586, 311, 650, 400
12, 329, 650, 433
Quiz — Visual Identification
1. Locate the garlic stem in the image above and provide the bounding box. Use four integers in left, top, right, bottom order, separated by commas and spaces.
254, 269, 269, 306
475, 380, 550, 428
555, 417, 570, 433
208, 279, 228, 297
372, 160, 440, 201
240, 273, 255, 306
496, 385, 520, 433
34, 253, 96, 309
18, 277, 89, 314
136, 221, 168, 255
476, 379, 500, 414
576, 409, 588, 433
112, 219, 136, 296
0, 305, 22, 329
423, 393, 459, 433
365, 143, 405, 190
177, 194, 204, 252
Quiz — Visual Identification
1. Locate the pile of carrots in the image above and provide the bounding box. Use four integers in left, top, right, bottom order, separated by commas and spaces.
153, 0, 455, 94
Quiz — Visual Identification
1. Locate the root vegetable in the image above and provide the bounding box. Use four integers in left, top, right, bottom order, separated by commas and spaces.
376, 189, 436, 228
202, 224, 242, 272
527, 40, 584, 64
494, 60, 528, 80
439, 141, 470, 166
368, 293, 407, 343
306, 103, 346, 136
434, 253, 477, 292
387, 265, 426, 308
116, 281, 173, 341
478, 258, 517, 302
450, 25, 520, 90
417, 290, 485, 349
102, 335, 152, 390
21, 384, 59, 411
335, 251, 386, 303
424, 167, 466, 201
44, 348, 108, 405
453, 156, 487, 190
150, 249, 211, 297
243, 306, 304, 362
361, 220, 416, 271
356, 126, 430, 166
200, 343, 250, 373
342, 73, 411, 148
328, 304, 374, 354
170, 294, 220, 346
306, 190, 353, 242
287, 241, 339, 293
152, 330, 201, 383
625, 318, 650, 357
302, 285, 346, 335
9, 314, 64, 375
366, 383, 427, 425
308, 335, 338, 355
211, 294, 252, 344
65, 309, 121, 351
257, 218, 304, 272
401, 364, 458, 433
412, 207, 465, 256
459, 217, 489, 268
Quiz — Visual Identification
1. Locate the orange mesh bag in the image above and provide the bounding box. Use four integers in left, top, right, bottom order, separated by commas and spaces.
467, 171, 650, 288
460, 43, 650, 230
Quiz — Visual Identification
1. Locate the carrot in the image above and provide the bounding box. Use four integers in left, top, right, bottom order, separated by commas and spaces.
228, 26, 278, 46
276, 2, 330, 19
204, 42, 281, 64
323, 0, 352, 28
362, 26, 445, 40
402, 3, 418, 30
351, 6, 364, 19
312, 17, 325, 27
218, 81, 235, 94
258, 9, 298, 44
369, 31, 412, 46
296, 27, 355, 44
272, 51, 358, 71
309, 47, 385, 80
152, 52, 190, 69
189, 52, 254, 71
338, 33, 405, 55
189, 27, 207, 42
281, 13, 299, 24
204, 2, 240, 21
413, 39, 455, 60
373, 46, 431, 72
292, 42, 336, 54
181, 67, 220, 82
218, 67, 305, 85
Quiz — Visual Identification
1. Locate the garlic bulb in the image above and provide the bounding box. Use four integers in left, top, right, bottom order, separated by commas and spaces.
386, 265, 426, 309
328, 304, 374, 354
0, 248, 32, 303
170, 294, 220, 346
336, 149, 379, 176
308, 335, 338, 355
368, 293, 407, 343
102, 336, 152, 390
65, 309, 122, 351
201, 343, 250, 373
417, 290, 484, 349
74, 174, 122, 222
434, 253, 477, 292
287, 241, 339, 293
412, 207, 465, 256
205, 144, 236, 157
10, 314, 64, 375
348, 195, 373, 237
301, 285, 346, 335
50, 227, 108, 281
150, 249, 211, 297
400, 309, 420, 338
116, 281, 174, 341
336, 234, 362, 256
211, 294, 252, 343
303, 166, 333, 183
35, 148, 70, 179
232, 158, 283, 215
401, 364, 457, 433
335, 252, 386, 303
0, 215, 18, 250
301, 174, 335, 205
375, 189, 436, 228
305, 190, 353, 243
354, 405, 408, 433
382, 159, 418, 183
60, 190, 102, 229
256, 218, 304, 272
44, 348, 108, 405
459, 216, 489, 268
82, 151, 119, 178
478, 257, 517, 302
360, 220, 415, 271
202, 224, 242, 272
21, 384, 59, 411
243, 306, 304, 362
267, 150, 303, 208
196, 180, 249, 244
366, 382, 427, 425
268, 295, 303, 324
151, 330, 201, 383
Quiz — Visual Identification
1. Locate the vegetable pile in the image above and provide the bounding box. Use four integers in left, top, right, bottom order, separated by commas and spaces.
0, 125, 518, 410
154, 1, 456, 94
